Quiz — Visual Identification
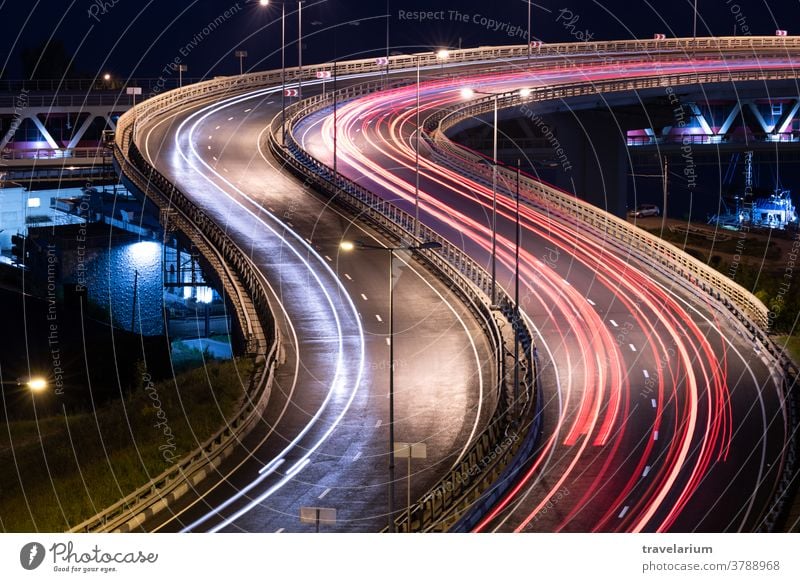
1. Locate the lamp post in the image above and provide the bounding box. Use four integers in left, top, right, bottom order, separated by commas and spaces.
693, 0, 698, 40
414, 55, 421, 238
527, 0, 532, 59
177, 64, 188, 88
460, 86, 530, 305
298, 1, 304, 102
340, 239, 442, 532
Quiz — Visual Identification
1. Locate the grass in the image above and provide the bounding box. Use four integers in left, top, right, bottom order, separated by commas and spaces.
775, 336, 800, 366
0, 358, 253, 532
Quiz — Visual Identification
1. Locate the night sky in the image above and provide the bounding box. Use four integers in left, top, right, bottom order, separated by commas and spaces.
1, 1, 799, 81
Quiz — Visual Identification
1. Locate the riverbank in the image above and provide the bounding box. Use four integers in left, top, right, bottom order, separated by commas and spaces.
0, 358, 252, 532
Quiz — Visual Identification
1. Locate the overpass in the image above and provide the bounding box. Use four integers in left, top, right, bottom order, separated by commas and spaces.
79, 36, 799, 533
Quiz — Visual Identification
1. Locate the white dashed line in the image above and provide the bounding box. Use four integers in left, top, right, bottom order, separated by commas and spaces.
562, 279, 571, 286
275, 528, 285, 533
651, 399, 657, 408
642, 466, 651, 478
609, 320, 618, 328
375, 314, 383, 323
344, 274, 352, 281
385, 338, 391, 346
618, 506, 630, 518
318, 488, 331, 500
375, 419, 382, 428
244, 108, 252, 113
353, 451, 362, 462
653, 431, 659, 441
629, 344, 637, 352
324, 255, 332, 262
643, 370, 650, 379
361, 294, 368, 301
207, 145, 212, 150
215, 125, 220, 130
587, 298, 596, 306
228, 116, 234, 121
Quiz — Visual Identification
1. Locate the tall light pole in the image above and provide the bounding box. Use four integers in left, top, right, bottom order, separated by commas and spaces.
514, 161, 521, 411
527, 0, 532, 59
693, 0, 698, 39
386, 0, 391, 82
340, 240, 443, 533
177, 64, 188, 87
298, 0, 304, 101
461, 86, 531, 305
414, 55, 421, 238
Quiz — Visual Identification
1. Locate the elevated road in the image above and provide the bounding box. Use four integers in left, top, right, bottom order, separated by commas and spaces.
291, 53, 796, 531
128, 84, 496, 532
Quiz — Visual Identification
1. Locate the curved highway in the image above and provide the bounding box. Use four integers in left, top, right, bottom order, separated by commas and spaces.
292, 55, 795, 531
132, 85, 496, 532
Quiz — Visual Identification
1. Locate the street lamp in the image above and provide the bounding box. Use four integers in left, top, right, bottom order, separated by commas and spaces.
340, 239, 442, 532
13, 376, 48, 393
460, 86, 531, 305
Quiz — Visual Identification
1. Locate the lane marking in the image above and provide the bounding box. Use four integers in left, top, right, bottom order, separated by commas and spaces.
609, 319, 618, 328
344, 273, 352, 280
618, 506, 630, 518
361, 293, 368, 301
324, 255, 332, 262
353, 451, 362, 462
375, 419, 382, 428
642, 466, 651, 478
643, 369, 650, 379
629, 344, 637, 352
276, 528, 285, 533
587, 298, 596, 306
651, 399, 657, 408
385, 338, 391, 346
318, 488, 331, 500
375, 314, 383, 322
653, 431, 659, 441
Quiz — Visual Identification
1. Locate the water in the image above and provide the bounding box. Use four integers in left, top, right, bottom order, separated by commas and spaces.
60, 240, 164, 336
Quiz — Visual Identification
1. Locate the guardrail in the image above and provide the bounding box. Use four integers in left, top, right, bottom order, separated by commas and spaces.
1, 147, 108, 161
270, 82, 541, 533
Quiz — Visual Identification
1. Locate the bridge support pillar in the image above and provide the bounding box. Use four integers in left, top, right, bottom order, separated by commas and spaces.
543, 110, 629, 217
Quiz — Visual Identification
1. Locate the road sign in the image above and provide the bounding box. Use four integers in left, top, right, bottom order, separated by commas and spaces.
235, 50, 248, 58
653, 33, 666, 40
284, 88, 300, 97
776, 30, 788, 37
530, 41, 544, 49
315, 71, 332, 79
376, 57, 389, 66
300, 507, 337, 532
126, 87, 142, 95
394, 442, 427, 459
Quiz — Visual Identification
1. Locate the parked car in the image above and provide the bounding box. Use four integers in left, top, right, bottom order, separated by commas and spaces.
628, 204, 661, 218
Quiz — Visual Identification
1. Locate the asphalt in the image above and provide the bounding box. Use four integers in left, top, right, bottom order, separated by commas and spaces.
132, 86, 496, 533
292, 64, 789, 532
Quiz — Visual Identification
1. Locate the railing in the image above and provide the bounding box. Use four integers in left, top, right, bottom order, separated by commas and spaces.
1, 147, 108, 161
271, 83, 541, 533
